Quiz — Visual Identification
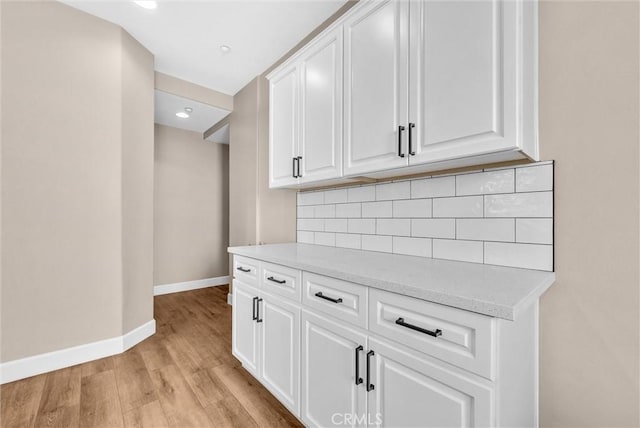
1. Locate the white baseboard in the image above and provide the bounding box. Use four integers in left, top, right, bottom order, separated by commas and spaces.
227, 293, 233, 305
154, 275, 230, 296
0, 319, 155, 385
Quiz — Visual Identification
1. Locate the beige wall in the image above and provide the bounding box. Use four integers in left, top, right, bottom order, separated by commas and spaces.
538, 2, 639, 426
1, 1, 154, 362
154, 124, 229, 285
122, 32, 155, 332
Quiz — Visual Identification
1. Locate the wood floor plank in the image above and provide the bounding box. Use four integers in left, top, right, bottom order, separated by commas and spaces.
113, 349, 158, 414
122, 400, 170, 428
202, 395, 259, 428
81, 356, 115, 379
0, 373, 47, 428
34, 366, 82, 428
148, 364, 215, 428
79, 370, 124, 428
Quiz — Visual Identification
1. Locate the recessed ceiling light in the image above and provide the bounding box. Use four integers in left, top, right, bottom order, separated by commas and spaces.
176, 112, 189, 119
185, 107, 193, 113
220, 45, 231, 53
134, 1, 157, 10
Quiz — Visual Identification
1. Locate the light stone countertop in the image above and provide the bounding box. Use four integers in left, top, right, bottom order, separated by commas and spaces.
228, 243, 555, 321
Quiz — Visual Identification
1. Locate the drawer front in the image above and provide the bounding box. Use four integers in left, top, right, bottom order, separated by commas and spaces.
369, 288, 495, 379
261, 262, 302, 301
233, 256, 259, 286
302, 273, 368, 329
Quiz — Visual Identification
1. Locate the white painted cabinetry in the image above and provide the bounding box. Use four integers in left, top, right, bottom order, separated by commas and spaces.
232, 254, 541, 427
267, 0, 538, 188
268, 27, 343, 188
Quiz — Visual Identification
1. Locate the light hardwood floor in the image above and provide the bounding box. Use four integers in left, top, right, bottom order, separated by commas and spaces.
0, 285, 303, 428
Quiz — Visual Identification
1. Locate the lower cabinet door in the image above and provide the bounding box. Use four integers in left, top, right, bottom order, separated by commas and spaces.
232, 281, 260, 377
367, 337, 493, 428
301, 310, 368, 428
260, 294, 301, 415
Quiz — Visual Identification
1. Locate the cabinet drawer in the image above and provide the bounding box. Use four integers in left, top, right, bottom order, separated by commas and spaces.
302, 273, 367, 329
369, 288, 495, 379
233, 256, 259, 286
261, 262, 302, 302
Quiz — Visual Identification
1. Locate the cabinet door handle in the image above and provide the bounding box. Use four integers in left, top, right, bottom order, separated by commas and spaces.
366, 350, 375, 391
267, 276, 286, 284
398, 125, 406, 158
252, 297, 258, 321
297, 156, 303, 178
355, 345, 363, 385
408, 123, 416, 156
256, 298, 263, 323
292, 157, 298, 178
237, 266, 251, 273
314, 291, 343, 304
395, 317, 442, 337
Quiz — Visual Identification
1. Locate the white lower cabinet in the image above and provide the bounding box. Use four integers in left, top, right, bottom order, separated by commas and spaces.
301, 310, 368, 428
232, 256, 539, 427
232, 280, 300, 415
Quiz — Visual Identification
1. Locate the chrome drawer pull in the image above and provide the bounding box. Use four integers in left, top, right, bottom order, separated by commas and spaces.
237, 266, 251, 273
267, 276, 286, 284
314, 292, 343, 304
395, 317, 442, 337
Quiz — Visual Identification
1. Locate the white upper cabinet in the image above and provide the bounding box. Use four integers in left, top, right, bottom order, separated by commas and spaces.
269, 64, 299, 188
267, 0, 538, 188
343, 0, 410, 176
300, 28, 343, 182
408, 0, 535, 165
268, 27, 343, 188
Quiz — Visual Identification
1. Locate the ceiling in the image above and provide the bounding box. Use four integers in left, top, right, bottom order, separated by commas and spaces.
61, 0, 347, 96
154, 90, 230, 134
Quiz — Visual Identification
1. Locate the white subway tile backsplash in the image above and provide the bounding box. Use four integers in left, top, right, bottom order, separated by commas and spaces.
336, 203, 361, 218
298, 191, 324, 206
377, 219, 411, 236
336, 233, 361, 249
516, 218, 553, 244
315, 204, 336, 218
362, 201, 392, 218
298, 205, 315, 218
298, 218, 324, 232
516, 164, 553, 192
485, 192, 553, 218
456, 219, 515, 242
348, 219, 376, 234
324, 188, 349, 204
376, 181, 410, 201
393, 199, 432, 218
411, 219, 456, 239
348, 186, 376, 202
315, 232, 336, 247
411, 176, 455, 198
433, 196, 483, 218
484, 242, 553, 271
361, 235, 393, 253
456, 170, 515, 196
297, 162, 553, 271
433, 239, 484, 263
325, 218, 348, 233
393, 237, 432, 257
297, 231, 314, 244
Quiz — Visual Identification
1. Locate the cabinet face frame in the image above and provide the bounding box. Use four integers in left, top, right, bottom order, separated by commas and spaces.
342, 0, 410, 176
269, 63, 300, 188
299, 27, 344, 184
407, 0, 527, 166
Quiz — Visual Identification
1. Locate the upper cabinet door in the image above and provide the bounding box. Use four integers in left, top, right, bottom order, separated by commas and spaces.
343, 0, 410, 176
408, 0, 534, 164
269, 64, 299, 188
299, 28, 343, 183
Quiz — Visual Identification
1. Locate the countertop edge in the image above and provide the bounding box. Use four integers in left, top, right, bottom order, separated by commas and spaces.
228, 246, 555, 321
